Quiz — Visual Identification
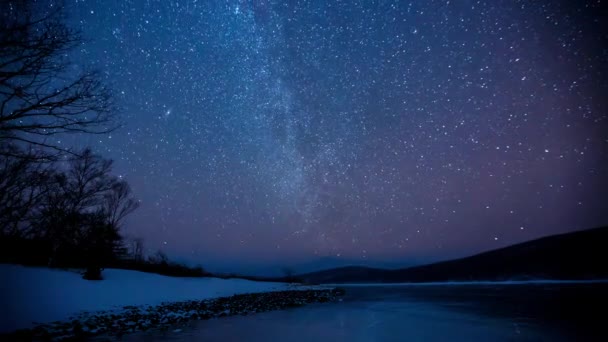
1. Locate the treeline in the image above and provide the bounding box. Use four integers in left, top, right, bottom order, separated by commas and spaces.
0, 1, 206, 280
112, 250, 209, 278
0, 147, 139, 280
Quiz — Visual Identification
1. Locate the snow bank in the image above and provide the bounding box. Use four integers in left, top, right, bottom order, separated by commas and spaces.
0, 264, 294, 333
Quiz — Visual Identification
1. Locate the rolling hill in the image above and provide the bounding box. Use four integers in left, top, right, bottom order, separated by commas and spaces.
299, 226, 608, 284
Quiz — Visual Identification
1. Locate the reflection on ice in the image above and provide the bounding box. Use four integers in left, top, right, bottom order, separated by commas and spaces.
124, 284, 607, 342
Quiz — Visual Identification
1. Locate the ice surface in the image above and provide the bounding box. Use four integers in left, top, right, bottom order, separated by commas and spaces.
124, 283, 607, 341
124, 294, 552, 342
326, 279, 608, 286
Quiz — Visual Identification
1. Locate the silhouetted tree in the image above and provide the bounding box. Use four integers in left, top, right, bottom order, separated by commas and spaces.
81, 213, 122, 280
32, 149, 108, 266
0, 2, 140, 279
102, 181, 139, 231
0, 0, 115, 159
0, 144, 53, 237
28, 149, 139, 279
131, 237, 144, 263
150, 250, 169, 265
81, 177, 138, 279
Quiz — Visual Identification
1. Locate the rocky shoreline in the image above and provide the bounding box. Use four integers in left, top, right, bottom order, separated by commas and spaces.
6, 288, 345, 341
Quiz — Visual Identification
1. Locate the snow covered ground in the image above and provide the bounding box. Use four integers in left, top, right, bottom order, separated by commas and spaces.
0, 264, 298, 333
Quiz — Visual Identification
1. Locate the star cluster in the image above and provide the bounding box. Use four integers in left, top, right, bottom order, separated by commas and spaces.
62, 0, 607, 269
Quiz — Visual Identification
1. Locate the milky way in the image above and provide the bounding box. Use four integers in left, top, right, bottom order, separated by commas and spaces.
61, 0, 607, 271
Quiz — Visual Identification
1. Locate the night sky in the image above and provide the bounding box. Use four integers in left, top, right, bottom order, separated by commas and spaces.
58, 0, 607, 273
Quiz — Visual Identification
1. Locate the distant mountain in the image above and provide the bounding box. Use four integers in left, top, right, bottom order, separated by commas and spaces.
299, 226, 608, 284
289, 256, 413, 275
202, 256, 413, 278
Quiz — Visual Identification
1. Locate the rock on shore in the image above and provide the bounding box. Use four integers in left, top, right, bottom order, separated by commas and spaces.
6, 288, 345, 341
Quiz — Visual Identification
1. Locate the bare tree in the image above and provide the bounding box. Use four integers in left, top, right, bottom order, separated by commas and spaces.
0, 144, 53, 237
31, 149, 139, 273
65, 150, 138, 279
64, 148, 114, 213
0, 2, 140, 280
33, 148, 112, 240
150, 250, 169, 265
0, 1, 123, 271
102, 181, 140, 230
0, 0, 115, 158
132, 237, 144, 263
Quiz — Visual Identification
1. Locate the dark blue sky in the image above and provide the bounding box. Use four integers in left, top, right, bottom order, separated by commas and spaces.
58, 0, 607, 273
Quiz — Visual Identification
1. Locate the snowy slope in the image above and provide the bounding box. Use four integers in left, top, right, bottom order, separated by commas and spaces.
0, 264, 293, 332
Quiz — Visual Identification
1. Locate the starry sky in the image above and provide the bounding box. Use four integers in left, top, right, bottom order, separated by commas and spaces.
58, 0, 607, 273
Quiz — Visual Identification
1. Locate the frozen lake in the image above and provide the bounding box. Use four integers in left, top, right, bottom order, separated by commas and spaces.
121, 283, 607, 341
